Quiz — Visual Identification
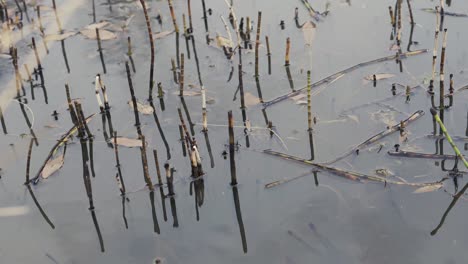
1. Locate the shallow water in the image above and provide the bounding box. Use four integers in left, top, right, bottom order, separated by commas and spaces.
0, 0, 468, 263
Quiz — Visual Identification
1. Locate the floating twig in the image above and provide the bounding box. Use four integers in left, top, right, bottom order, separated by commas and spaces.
264, 150, 446, 187
263, 49, 428, 108
324, 110, 425, 164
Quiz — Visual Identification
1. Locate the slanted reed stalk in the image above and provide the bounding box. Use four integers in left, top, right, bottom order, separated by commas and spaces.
228, 111, 237, 185
201, 0, 209, 32
238, 48, 246, 110
36, 6, 49, 53
140, 135, 154, 190
179, 125, 187, 156
113, 132, 126, 195
285, 37, 291, 66
153, 149, 163, 186
266, 35, 271, 75
179, 53, 185, 96
65, 84, 78, 124
440, 29, 448, 109
31, 38, 46, 102
406, 0, 415, 25
24, 64, 34, 100
448, 74, 454, 107
139, 0, 155, 101
127, 37, 136, 73
125, 62, 142, 136
0, 105, 7, 134
187, 0, 193, 31
182, 14, 191, 59
254, 11, 262, 78
167, 0, 180, 67
95, 28, 107, 74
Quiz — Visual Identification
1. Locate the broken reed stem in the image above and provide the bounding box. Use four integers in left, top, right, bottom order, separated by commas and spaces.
187, 0, 193, 31
238, 48, 246, 110
388, 6, 395, 27
228, 111, 237, 185
95, 75, 104, 113
266, 35, 271, 75
179, 53, 185, 96
179, 125, 187, 156
125, 62, 142, 136
95, 28, 107, 74
177, 107, 193, 146
171, 58, 178, 84
307, 70, 312, 131
127, 37, 136, 73
99, 79, 110, 111
245, 16, 251, 49
430, 6, 440, 92
0, 105, 7, 134
153, 149, 163, 186
406, 0, 415, 25
202, 86, 207, 131
285, 37, 291, 66
113, 131, 126, 195
439, 28, 448, 109
140, 135, 154, 190
167, 0, 179, 33
254, 11, 262, 78
139, 0, 155, 101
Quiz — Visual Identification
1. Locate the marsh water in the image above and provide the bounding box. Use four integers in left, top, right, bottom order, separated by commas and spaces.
0, 0, 468, 263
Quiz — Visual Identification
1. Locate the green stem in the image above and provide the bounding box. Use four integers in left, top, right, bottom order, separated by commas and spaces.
431, 108, 468, 169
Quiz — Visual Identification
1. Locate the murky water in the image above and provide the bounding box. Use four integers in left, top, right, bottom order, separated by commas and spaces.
0, 0, 467, 263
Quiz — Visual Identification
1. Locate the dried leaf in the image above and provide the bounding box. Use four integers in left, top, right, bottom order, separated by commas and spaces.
41, 155, 65, 179
216, 35, 233, 48
302, 21, 316, 46
0, 206, 30, 217
115, 137, 143, 148
80, 29, 117, 40
413, 184, 443, 194
290, 93, 306, 102
154, 30, 174, 39
84, 21, 110, 30
44, 31, 77, 41
364, 73, 395, 81
244, 92, 260, 107
295, 100, 308, 106
128, 100, 154, 115
173, 90, 202, 96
